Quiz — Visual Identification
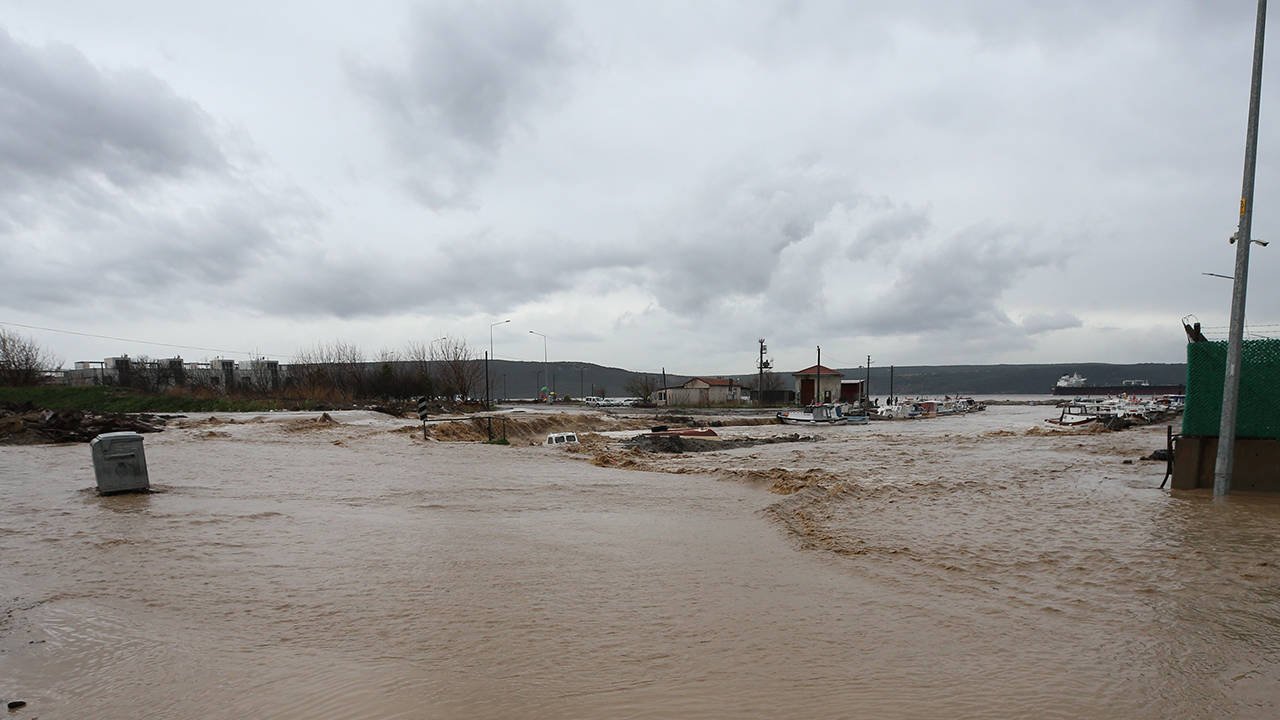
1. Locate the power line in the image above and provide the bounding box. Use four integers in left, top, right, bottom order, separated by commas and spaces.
0, 320, 289, 359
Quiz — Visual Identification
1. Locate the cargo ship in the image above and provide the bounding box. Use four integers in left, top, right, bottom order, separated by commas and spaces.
1051, 373, 1185, 396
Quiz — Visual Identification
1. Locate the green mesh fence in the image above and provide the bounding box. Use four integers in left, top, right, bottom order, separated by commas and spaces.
1182, 338, 1280, 439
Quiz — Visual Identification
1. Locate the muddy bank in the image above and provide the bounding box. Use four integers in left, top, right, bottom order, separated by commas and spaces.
0, 403, 170, 444
413, 412, 778, 445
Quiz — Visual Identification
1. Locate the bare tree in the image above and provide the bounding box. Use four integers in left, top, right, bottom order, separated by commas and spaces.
244, 357, 279, 393
624, 373, 658, 401
403, 341, 437, 398
290, 340, 366, 399
128, 355, 163, 392
747, 370, 784, 393
434, 336, 481, 400
329, 341, 366, 396
369, 348, 402, 398
291, 344, 335, 396
0, 329, 61, 386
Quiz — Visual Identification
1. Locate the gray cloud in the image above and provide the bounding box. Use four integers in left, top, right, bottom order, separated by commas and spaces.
1020, 311, 1082, 335
0, 28, 223, 194
644, 162, 858, 314
347, 1, 576, 208
0, 28, 312, 315
857, 224, 1064, 336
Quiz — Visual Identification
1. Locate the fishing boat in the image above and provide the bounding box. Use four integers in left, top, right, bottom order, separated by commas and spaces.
1045, 400, 1113, 426
1045, 396, 1164, 426
777, 403, 850, 425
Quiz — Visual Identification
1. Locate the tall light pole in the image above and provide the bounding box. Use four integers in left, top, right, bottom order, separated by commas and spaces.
488, 320, 509, 410
427, 336, 446, 400
1215, 0, 1268, 498
529, 330, 548, 402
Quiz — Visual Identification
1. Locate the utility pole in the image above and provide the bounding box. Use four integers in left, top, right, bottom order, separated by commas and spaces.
816, 345, 821, 404
889, 365, 895, 403
757, 338, 771, 407
1216, 0, 1268, 498
866, 355, 872, 404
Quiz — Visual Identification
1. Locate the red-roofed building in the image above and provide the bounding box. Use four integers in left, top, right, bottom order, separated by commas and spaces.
792, 365, 843, 405
654, 376, 743, 407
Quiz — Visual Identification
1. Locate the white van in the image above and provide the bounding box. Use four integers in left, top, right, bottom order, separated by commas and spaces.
545, 432, 580, 446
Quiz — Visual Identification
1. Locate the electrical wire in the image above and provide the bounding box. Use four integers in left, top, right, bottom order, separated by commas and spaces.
0, 320, 289, 359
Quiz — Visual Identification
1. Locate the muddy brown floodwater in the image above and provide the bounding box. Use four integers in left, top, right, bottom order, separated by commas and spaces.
1, 406, 1277, 718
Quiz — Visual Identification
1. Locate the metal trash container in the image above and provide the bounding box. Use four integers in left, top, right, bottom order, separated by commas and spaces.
90, 432, 150, 494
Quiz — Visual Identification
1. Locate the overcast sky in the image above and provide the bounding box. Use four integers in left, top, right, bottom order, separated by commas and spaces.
2, 0, 1277, 374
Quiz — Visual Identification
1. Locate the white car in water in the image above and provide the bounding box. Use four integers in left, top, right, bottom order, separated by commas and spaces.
545, 432, 580, 446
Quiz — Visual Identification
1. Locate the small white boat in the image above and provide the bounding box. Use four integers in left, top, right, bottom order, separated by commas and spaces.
1046, 397, 1150, 426
777, 404, 850, 425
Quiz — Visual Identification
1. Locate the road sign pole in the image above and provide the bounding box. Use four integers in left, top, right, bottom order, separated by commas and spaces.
416, 397, 431, 441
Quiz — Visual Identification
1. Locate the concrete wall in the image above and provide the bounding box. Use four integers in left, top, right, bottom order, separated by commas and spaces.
1172, 436, 1280, 492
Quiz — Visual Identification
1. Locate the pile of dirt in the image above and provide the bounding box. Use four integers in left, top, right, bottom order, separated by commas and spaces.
409, 413, 656, 444
0, 403, 168, 444
174, 416, 255, 429
282, 413, 339, 432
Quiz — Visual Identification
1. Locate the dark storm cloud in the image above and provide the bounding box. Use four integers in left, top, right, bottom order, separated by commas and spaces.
0, 28, 308, 314
250, 227, 641, 318
0, 28, 223, 192
347, 1, 576, 208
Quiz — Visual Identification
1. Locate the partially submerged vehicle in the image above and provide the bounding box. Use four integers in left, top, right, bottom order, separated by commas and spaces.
545, 432, 580, 445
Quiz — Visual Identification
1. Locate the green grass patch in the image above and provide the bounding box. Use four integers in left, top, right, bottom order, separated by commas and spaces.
0, 386, 286, 413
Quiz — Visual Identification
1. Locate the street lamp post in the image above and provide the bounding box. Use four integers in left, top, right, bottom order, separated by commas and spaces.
529, 330, 548, 402
488, 320, 510, 410
428, 336, 446, 399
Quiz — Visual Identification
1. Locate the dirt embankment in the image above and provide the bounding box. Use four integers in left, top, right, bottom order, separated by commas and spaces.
583, 432, 827, 494
411, 412, 781, 445
406, 414, 656, 444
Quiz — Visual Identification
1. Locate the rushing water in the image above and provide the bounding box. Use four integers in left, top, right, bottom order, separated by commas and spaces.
1, 407, 1277, 718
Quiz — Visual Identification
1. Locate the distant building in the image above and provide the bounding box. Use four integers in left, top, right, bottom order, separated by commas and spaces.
62, 355, 280, 392
839, 379, 866, 404
654, 377, 743, 407
791, 365, 843, 405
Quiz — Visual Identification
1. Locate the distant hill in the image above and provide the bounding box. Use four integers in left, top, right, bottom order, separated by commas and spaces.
495, 360, 1186, 398
758, 363, 1188, 396
365, 359, 1184, 400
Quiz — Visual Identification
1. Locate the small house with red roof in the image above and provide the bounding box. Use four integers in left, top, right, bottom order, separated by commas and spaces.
792, 365, 845, 405
653, 376, 743, 407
